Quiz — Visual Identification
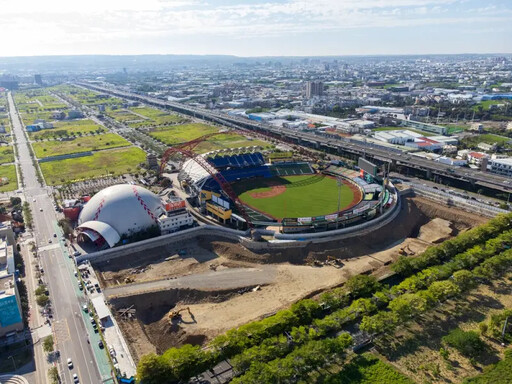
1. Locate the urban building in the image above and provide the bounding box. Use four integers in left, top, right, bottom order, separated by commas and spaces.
0, 223, 22, 338
34, 74, 43, 86
489, 157, 512, 177
305, 81, 324, 98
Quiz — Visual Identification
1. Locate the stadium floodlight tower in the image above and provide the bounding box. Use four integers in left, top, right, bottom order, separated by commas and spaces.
160, 133, 254, 228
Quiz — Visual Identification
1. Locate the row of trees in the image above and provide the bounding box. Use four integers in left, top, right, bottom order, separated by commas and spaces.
136, 213, 512, 383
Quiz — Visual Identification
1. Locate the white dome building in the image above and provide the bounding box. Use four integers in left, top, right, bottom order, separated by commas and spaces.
77, 184, 166, 248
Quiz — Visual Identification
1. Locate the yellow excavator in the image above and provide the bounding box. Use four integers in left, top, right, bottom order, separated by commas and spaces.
168, 307, 192, 321
398, 245, 415, 256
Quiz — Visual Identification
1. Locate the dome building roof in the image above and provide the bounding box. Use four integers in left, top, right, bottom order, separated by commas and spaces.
77, 184, 165, 246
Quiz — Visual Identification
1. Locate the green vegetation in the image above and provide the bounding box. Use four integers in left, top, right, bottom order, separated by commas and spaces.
30, 119, 105, 140
36, 294, 49, 307
148, 123, 219, 144
473, 99, 512, 111
325, 353, 414, 384
40, 147, 146, 185
135, 213, 512, 384
464, 349, 512, 384
442, 329, 485, 358
48, 366, 60, 384
32, 133, 130, 158
234, 175, 355, 219
0, 146, 14, 164
42, 335, 54, 353
126, 106, 186, 127
0, 164, 18, 192
461, 133, 512, 149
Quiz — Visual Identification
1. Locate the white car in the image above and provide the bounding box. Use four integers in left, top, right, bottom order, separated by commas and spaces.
39, 208, 43, 212
32, 198, 36, 202
73, 373, 79, 383
67, 358, 73, 369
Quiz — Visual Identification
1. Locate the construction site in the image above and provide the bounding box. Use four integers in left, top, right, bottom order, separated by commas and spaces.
90, 195, 487, 362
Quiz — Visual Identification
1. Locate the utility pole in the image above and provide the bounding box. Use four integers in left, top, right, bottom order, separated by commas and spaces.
336, 176, 342, 229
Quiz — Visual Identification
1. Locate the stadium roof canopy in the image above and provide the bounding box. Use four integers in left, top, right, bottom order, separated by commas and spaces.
77, 221, 120, 248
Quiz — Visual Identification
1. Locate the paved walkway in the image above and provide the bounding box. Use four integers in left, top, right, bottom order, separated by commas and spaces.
104, 267, 276, 298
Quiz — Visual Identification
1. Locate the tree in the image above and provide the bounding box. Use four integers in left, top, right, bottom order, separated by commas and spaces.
452, 270, 477, 291
48, 367, 59, 384
388, 293, 427, 321
360, 312, 398, 335
345, 275, 380, 298
43, 335, 54, 353
136, 353, 175, 384
36, 294, 49, 307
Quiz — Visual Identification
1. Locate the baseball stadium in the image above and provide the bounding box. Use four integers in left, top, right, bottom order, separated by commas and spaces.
177, 149, 394, 233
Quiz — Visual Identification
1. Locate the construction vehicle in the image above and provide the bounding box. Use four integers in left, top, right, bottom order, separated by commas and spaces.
398, 245, 415, 256
124, 277, 134, 284
168, 307, 192, 321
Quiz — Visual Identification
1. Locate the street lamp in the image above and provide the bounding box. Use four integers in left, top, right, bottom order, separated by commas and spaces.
336, 176, 342, 230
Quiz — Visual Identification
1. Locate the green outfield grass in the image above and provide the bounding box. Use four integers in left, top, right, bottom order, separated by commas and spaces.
30, 119, 106, 139
32, 133, 131, 158
0, 164, 18, 192
0, 147, 15, 164
40, 147, 146, 185
233, 174, 356, 219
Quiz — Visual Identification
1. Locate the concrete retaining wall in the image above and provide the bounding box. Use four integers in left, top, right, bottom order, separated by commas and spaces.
79, 191, 401, 265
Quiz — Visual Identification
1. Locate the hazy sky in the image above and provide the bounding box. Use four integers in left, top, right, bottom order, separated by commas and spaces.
1, 0, 511, 57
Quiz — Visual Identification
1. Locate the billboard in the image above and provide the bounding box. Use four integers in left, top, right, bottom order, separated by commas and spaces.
358, 158, 378, 177
166, 200, 186, 211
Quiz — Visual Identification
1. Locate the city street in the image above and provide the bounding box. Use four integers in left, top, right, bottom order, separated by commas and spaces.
8, 92, 103, 384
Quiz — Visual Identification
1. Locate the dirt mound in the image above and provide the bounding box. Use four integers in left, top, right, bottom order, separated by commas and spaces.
417, 218, 453, 243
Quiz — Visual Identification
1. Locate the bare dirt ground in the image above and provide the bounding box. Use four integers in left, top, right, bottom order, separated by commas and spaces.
417, 217, 454, 243
375, 274, 512, 384
102, 196, 488, 361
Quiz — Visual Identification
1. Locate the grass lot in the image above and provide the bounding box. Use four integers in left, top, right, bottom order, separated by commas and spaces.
30, 119, 106, 139
0, 164, 18, 192
194, 134, 270, 154
373, 127, 434, 137
40, 147, 146, 185
473, 99, 512, 111
127, 106, 186, 127
462, 133, 512, 149
324, 353, 414, 384
0, 146, 15, 164
148, 122, 218, 144
233, 174, 355, 219
32, 133, 131, 158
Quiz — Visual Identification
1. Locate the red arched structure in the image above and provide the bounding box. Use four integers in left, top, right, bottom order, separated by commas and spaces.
160, 133, 254, 228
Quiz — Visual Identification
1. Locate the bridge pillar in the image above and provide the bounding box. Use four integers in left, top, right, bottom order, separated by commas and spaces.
426, 169, 432, 179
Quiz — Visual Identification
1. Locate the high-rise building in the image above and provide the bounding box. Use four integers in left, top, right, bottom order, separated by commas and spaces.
305, 81, 324, 98
34, 74, 43, 86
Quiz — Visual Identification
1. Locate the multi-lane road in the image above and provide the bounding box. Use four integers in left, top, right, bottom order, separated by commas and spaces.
79, 82, 512, 194
8, 92, 102, 384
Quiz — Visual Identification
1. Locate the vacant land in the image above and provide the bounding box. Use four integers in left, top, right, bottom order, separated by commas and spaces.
30, 119, 105, 140
33, 133, 131, 158
0, 164, 17, 192
40, 147, 146, 185
148, 123, 219, 144
0, 147, 14, 164
473, 99, 512, 111
461, 133, 512, 149
127, 107, 186, 127
234, 175, 357, 219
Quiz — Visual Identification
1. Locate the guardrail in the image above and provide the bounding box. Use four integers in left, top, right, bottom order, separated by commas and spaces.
410, 183, 508, 217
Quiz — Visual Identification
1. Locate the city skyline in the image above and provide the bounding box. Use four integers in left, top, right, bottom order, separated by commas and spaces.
1, 0, 511, 57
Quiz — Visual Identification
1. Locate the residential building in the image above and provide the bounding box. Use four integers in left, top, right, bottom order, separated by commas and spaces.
305, 81, 324, 98
467, 151, 490, 166
489, 157, 512, 177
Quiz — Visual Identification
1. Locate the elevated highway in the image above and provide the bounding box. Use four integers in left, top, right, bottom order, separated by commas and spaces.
77, 82, 512, 194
